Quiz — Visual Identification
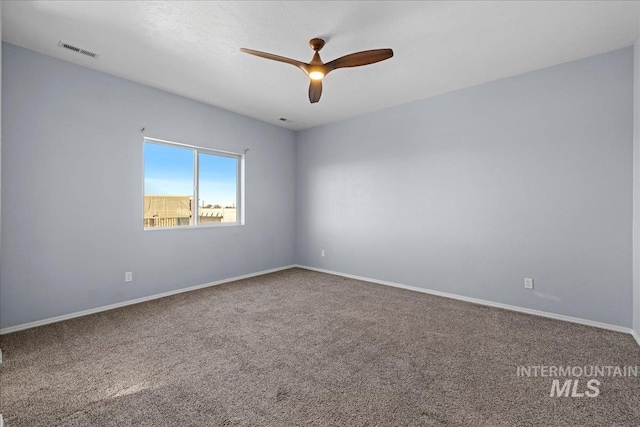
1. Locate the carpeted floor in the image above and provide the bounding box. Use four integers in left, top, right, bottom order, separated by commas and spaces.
1, 268, 640, 426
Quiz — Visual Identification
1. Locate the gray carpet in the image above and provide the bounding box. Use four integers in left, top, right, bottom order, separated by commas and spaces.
1, 268, 640, 426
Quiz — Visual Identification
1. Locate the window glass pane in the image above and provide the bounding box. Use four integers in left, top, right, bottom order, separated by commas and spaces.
144, 142, 194, 228
198, 153, 238, 224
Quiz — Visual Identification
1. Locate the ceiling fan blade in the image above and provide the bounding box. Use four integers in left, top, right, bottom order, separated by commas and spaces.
240, 48, 308, 70
325, 49, 393, 73
309, 79, 322, 103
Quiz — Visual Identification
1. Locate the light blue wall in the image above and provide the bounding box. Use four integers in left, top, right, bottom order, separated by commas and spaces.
0, 43, 296, 329
634, 16, 640, 335
0, 5, 3, 322
296, 47, 634, 327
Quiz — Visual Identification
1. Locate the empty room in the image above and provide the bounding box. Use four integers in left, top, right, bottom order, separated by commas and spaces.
2, 1, 640, 426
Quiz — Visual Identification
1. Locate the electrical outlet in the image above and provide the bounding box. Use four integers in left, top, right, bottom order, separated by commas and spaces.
321, 250, 325, 257
524, 278, 534, 289
125, 272, 133, 282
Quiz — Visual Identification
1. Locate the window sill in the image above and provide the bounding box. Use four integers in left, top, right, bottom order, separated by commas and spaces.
143, 222, 243, 231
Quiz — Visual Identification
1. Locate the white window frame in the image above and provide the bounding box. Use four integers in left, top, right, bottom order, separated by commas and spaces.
143, 136, 245, 230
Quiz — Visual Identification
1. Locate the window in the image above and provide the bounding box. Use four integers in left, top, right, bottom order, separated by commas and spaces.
143, 137, 243, 229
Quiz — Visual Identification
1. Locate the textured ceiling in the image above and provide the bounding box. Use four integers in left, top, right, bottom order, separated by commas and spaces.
3, 1, 639, 130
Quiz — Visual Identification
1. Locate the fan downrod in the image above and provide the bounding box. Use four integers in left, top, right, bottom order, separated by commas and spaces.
309, 38, 325, 52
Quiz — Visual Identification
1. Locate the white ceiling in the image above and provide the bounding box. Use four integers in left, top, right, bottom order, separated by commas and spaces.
3, 1, 639, 130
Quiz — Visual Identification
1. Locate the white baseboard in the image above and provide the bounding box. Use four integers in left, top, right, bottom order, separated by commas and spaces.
295, 264, 633, 335
0, 265, 296, 335
1, 413, 4, 427
632, 330, 640, 347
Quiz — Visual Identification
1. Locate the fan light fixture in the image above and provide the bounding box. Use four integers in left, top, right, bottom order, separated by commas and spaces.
309, 71, 324, 80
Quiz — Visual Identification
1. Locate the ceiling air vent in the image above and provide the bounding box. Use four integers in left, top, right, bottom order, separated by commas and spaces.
58, 41, 100, 59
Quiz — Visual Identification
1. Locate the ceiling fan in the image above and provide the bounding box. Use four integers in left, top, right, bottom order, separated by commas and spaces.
240, 38, 393, 103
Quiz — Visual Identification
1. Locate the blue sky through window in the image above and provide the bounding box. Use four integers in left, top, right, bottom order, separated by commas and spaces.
144, 142, 237, 207
199, 152, 237, 208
